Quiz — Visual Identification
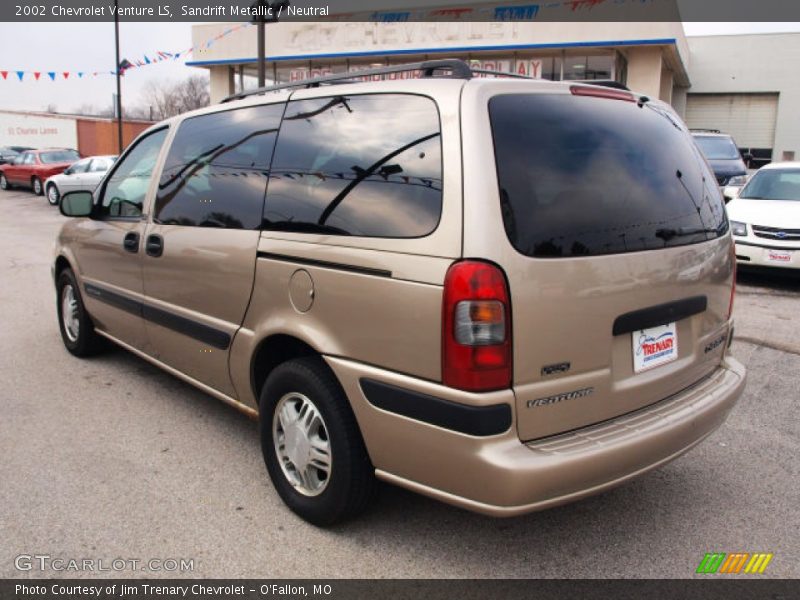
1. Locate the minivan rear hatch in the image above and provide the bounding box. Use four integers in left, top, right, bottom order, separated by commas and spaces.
485, 87, 734, 441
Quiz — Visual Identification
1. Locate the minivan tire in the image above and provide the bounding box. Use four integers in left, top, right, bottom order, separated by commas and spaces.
56, 268, 105, 357
259, 357, 377, 526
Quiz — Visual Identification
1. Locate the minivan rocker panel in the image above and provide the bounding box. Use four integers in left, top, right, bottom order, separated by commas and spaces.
54, 61, 745, 523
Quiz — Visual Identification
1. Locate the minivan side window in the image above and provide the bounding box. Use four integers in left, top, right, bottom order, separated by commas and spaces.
97, 128, 168, 219
263, 94, 442, 238
154, 104, 284, 230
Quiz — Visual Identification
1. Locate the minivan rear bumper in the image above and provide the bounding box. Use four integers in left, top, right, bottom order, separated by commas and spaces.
326, 355, 746, 517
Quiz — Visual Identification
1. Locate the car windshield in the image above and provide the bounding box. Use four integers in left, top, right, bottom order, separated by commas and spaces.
40, 150, 80, 164
693, 136, 741, 160
739, 169, 800, 201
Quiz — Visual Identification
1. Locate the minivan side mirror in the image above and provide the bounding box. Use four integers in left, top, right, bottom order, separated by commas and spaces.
60, 190, 94, 217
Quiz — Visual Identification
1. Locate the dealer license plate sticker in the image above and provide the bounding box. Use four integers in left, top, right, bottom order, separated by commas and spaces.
766, 250, 792, 263
633, 323, 678, 373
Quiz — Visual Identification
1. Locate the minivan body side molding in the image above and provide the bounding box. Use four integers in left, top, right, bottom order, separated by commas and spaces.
359, 378, 512, 437
257, 251, 393, 278
83, 282, 231, 350
612, 296, 708, 336
84, 282, 142, 317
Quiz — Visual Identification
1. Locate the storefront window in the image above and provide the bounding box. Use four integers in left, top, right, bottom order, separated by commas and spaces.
563, 54, 587, 80
563, 53, 615, 81
545, 56, 562, 80
586, 55, 614, 80
266, 51, 618, 86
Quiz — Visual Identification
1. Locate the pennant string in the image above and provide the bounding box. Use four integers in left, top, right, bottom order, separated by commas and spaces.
0, 22, 253, 82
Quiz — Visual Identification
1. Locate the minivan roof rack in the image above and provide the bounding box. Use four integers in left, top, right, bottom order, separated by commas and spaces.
470, 68, 531, 80
221, 59, 477, 103
690, 128, 722, 134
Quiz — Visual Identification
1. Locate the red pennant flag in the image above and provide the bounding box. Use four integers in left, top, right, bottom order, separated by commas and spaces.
1, 71, 8, 80
34, 72, 41, 80
63, 72, 69, 79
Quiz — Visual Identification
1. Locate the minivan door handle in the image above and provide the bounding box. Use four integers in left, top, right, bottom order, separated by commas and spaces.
145, 234, 164, 257
123, 232, 140, 253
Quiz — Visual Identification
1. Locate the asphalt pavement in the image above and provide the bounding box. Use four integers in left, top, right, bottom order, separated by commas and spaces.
1, 187, 798, 578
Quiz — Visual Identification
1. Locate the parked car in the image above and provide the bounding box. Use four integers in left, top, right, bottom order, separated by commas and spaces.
0, 147, 21, 165
727, 162, 800, 270
53, 60, 745, 525
691, 130, 749, 200
44, 155, 116, 206
0, 148, 80, 195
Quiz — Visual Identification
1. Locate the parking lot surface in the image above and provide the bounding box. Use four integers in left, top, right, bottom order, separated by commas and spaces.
1, 187, 798, 578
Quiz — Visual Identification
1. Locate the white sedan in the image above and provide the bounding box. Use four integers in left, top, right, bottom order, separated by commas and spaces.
727, 162, 800, 270
44, 155, 116, 206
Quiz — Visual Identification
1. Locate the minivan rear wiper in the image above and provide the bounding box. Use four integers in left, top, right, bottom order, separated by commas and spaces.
655, 227, 721, 242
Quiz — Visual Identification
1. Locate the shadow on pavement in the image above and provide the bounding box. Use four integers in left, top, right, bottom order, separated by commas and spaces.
736, 266, 800, 293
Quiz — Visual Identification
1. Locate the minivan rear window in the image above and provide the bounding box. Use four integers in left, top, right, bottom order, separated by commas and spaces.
489, 94, 727, 258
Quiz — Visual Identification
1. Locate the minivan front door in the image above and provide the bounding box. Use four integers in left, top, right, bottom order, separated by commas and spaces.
140, 102, 285, 398
73, 128, 169, 351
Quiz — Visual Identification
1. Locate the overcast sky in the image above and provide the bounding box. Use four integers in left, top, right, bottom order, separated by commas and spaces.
1, 21, 799, 115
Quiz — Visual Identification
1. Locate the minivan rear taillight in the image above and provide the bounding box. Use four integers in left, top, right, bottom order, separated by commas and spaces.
442, 261, 512, 392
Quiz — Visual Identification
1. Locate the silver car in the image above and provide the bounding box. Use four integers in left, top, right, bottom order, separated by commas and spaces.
45, 155, 116, 206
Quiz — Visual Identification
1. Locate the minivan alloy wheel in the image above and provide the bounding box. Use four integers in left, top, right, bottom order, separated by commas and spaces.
61, 284, 80, 342
273, 392, 332, 496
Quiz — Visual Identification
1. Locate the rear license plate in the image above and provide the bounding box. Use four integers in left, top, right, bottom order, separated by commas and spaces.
766, 250, 792, 263
633, 323, 678, 373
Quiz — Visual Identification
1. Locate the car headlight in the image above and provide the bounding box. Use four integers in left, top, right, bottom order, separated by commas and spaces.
728, 175, 747, 185
730, 220, 747, 236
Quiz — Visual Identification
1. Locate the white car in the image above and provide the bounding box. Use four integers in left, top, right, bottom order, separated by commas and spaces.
44, 155, 116, 206
727, 162, 800, 270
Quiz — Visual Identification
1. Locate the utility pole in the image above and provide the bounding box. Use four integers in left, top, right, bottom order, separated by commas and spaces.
252, 0, 289, 87
114, 0, 123, 153
257, 13, 265, 86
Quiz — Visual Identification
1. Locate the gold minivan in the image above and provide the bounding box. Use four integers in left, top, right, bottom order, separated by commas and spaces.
53, 60, 746, 525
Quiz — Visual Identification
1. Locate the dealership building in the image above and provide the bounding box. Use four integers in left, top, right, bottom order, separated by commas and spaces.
188, 22, 800, 165
0, 110, 152, 156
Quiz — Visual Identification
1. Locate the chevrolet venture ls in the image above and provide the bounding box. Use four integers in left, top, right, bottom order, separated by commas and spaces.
53, 60, 746, 525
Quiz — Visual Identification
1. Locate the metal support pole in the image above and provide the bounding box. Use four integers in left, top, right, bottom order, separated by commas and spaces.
257, 19, 266, 87
114, 0, 123, 153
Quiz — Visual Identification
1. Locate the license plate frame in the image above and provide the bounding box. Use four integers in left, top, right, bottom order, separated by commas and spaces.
633, 322, 678, 373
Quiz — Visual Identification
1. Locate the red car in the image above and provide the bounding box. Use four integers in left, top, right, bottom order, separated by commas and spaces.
0, 148, 81, 196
